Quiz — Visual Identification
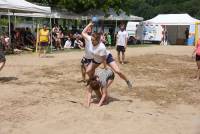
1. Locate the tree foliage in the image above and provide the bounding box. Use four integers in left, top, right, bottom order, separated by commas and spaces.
27, 0, 131, 14
129, 0, 200, 19
27, 0, 200, 19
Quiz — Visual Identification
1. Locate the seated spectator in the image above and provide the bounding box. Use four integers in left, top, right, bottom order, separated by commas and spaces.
73, 32, 79, 39
24, 27, 36, 48
14, 29, 25, 50
0, 33, 12, 53
0, 33, 10, 51
64, 36, 73, 49
0, 35, 5, 51
52, 24, 59, 33
4, 35, 10, 50
74, 37, 84, 49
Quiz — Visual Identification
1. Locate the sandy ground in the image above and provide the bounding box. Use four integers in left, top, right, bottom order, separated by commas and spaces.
0, 45, 200, 134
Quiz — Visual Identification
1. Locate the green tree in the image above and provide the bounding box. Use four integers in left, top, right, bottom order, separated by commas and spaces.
27, 0, 200, 19
27, 0, 131, 14
129, 0, 200, 19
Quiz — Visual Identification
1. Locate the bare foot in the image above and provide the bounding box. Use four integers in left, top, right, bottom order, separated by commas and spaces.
193, 77, 200, 81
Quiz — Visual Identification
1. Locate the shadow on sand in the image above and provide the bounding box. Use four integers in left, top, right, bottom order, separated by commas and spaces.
40, 55, 54, 58
91, 96, 133, 105
108, 97, 133, 103
0, 77, 18, 83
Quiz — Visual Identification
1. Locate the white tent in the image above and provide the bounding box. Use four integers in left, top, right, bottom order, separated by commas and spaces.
0, 11, 79, 19
0, 0, 51, 13
144, 14, 199, 25
0, 12, 50, 18
144, 14, 200, 45
0, 0, 51, 52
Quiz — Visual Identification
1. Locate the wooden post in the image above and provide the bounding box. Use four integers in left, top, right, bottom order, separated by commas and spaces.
36, 24, 40, 53
195, 22, 200, 46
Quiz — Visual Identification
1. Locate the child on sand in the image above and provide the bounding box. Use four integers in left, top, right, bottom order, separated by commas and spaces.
86, 68, 115, 107
82, 22, 133, 89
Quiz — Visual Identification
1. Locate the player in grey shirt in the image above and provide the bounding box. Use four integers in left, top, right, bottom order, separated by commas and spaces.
86, 68, 115, 107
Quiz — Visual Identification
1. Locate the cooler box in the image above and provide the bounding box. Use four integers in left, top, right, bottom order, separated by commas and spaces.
187, 36, 195, 46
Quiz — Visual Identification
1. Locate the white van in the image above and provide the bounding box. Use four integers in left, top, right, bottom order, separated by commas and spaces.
136, 23, 163, 43
126, 21, 139, 38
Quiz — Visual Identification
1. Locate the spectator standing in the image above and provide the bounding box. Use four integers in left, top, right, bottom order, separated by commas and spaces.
160, 26, 168, 46
185, 28, 189, 41
38, 24, 50, 57
107, 32, 112, 48
116, 24, 128, 64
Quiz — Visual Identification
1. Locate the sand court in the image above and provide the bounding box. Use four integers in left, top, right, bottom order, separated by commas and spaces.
0, 45, 199, 134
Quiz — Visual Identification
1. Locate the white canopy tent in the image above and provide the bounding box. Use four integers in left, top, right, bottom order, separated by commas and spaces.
0, 0, 51, 30
0, 0, 51, 52
0, 0, 51, 13
144, 14, 199, 25
0, 12, 50, 18
144, 14, 200, 44
0, 11, 80, 20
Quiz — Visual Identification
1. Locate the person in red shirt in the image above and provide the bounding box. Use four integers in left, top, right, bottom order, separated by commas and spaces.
192, 38, 200, 80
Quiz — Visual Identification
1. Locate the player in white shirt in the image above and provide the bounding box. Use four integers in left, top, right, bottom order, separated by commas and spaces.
81, 23, 93, 82
116, 24, 129, 64
84, 22, 133, 89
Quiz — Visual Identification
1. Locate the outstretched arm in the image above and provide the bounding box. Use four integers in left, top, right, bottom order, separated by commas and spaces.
97, 79, 113, 107
97, 87, 107, 107
86, 86, 92, 107
81, 22, 93, 41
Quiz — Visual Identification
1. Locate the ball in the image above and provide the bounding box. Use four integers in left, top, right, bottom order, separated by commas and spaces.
92, 16, 98, 23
